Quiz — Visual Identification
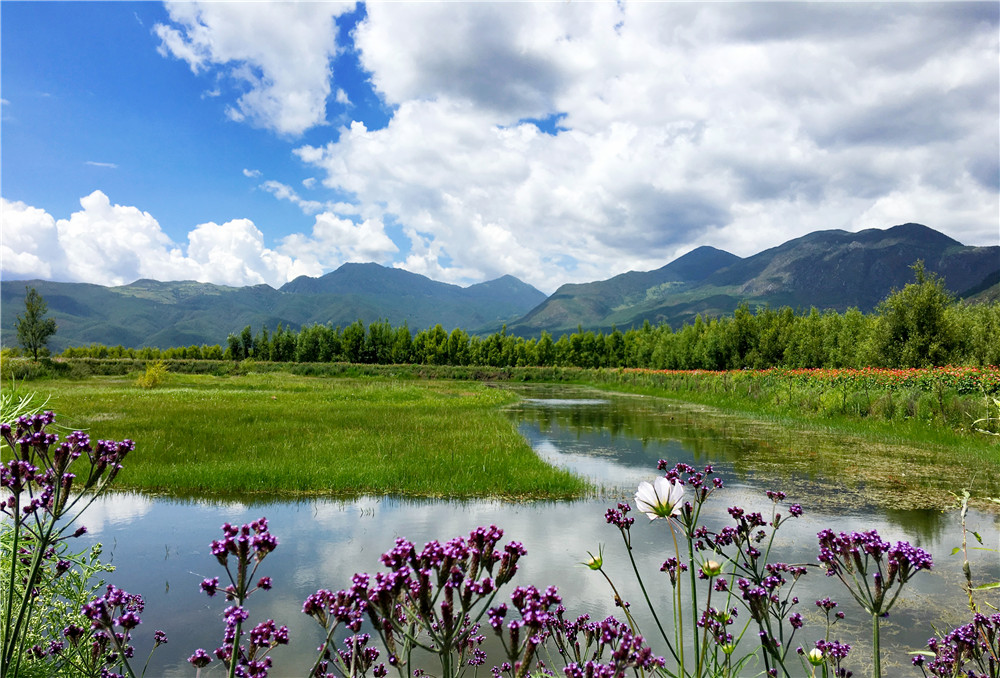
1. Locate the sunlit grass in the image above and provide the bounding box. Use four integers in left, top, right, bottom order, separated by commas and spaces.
36, 373, 591, 499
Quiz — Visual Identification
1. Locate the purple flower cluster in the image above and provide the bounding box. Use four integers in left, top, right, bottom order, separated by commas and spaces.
561, 621, 663, 678
817, 528, 933, 614
69, 584, 167, 677
1, 409, 135, 677
189, 518, 288, 678
488, 584, 563, 673
305, 525, 529, 678
659, 557, 688, 586
914, 612, 1000, 677
540, 613, 664, 678
604, 502, 634, 531
799, 640, 853, 678
211, 517, 278, 567
1, 413, 132, 525
698, 606, 739, 647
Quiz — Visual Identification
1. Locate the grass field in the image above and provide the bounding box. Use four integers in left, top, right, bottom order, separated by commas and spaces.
25, 372, 592, 499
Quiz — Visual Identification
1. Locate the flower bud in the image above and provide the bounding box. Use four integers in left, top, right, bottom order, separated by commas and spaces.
584, 549, 603, 570
701, 560, 722, 577
807, 648, 824, 666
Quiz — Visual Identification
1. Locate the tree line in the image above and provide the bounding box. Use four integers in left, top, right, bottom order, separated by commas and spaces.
53, 264, 999, 369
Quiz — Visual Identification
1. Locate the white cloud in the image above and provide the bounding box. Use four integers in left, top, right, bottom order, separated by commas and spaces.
184, 217, 308, 286
53, 190, 181, 286
259, 179, 358, 217
279, 212, 398, 271
288, 2, 997, 292
242, 168, 262, 178
0, 191, 318, 288
154, 1, 355, 135
1, 198, 63, 279
85, 161, 118, 169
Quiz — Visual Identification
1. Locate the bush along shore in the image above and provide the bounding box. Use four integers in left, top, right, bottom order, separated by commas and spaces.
2, 404, 999, 678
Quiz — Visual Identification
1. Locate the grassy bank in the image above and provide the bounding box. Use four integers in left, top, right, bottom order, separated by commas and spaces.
583, 367, 1000, 466
28, 372, 591, 499
6, 359, 997, 499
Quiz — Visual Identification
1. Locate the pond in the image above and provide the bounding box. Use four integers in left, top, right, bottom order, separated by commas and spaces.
75, 385, 999, 676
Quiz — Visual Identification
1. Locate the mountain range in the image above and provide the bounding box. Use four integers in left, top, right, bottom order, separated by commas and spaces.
2, 223, 997, 351
508, 222, 999, 335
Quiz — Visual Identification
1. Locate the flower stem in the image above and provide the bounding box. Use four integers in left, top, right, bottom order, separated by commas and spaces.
871, 613, 881, 678
623, 538, 680, 665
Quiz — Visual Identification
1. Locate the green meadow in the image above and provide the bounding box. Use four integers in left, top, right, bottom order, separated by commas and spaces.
33, 372, 591, 499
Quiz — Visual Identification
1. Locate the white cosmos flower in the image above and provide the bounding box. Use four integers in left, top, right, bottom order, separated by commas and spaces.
635, 477, 685, 520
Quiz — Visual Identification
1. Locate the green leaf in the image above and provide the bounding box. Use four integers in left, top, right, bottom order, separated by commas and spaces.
951, 547, 962, 555
973, 531, 984, 545
972, 582, 1000, 591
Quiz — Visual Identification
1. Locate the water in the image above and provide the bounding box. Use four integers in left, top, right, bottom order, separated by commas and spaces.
73, 386, 998, 676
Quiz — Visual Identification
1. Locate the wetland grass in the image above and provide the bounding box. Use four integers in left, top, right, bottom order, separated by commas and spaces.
586, 378, 1000, 468
37, 373, 591, 499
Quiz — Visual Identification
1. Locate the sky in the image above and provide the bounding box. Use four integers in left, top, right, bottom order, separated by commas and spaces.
2, 2, 998, 295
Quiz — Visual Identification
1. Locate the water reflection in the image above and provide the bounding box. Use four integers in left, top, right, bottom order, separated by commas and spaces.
506, 385, 1000, 518
74, 386, 999, 676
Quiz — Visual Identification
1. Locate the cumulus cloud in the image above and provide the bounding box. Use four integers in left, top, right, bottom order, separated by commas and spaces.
0, 191, 322, 288
1, 198, 63, 279
284, 2, 998, 292
154, 1, 354, 135
279, 212, 398, 271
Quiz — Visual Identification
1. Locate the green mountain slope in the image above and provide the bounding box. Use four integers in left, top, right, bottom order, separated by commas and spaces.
1, 265, 546, 351
508, 246, 740, 334
506, 223, 999, 336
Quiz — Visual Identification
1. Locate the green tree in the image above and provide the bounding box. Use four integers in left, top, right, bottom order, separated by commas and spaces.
240, 325, 254, 359
341, 321, 366, 363
15, 287, 57, 361
391, 323, 413, 364
870, 261, 958, 367
535, 331, 555, 366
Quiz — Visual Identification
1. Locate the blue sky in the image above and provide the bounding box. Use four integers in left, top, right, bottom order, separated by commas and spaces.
3, 2, 998, 294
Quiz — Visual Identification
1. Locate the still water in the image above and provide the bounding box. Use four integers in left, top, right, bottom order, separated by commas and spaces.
78, 386, 999, 676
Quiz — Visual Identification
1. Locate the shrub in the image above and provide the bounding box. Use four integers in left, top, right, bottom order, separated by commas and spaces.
135, 360, 168, 389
